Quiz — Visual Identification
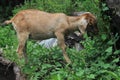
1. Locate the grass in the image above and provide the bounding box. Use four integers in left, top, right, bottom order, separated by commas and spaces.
0, 25, 120, 80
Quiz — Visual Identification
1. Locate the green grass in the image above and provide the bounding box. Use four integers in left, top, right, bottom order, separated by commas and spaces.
0, 26, 120, 80
0, 0, 120, 80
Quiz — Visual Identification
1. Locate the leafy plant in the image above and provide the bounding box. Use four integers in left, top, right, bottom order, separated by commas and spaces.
12, 0, 73, 15
0, 0, 120, 80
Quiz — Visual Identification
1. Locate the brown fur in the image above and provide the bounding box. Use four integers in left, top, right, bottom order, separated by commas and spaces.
4, 9, 98, 64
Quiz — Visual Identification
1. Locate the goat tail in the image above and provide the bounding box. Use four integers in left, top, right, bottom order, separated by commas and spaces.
1, 20, 12, 26
4, 20, 12, 25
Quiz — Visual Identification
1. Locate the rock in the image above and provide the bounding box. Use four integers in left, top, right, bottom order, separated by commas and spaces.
0, 54, 26, 80
74, 42, 84, 51
105, 0, 120, 49
38, 32, 84, 51
38, 38, 58, 48
106, 0, 120, 16
65, 32, 84, 50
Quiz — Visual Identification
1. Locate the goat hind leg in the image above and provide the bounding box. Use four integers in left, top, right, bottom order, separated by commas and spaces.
17, 32, 29, 61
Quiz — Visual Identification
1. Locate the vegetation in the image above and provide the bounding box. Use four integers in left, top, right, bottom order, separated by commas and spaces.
0, 0, 120, 80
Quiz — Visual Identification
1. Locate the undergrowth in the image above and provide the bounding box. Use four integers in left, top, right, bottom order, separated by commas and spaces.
0, 25, 120, 80
0, 0, 120, 80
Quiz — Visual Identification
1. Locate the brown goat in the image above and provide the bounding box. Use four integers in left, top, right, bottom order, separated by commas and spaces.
3, 9, 98, 64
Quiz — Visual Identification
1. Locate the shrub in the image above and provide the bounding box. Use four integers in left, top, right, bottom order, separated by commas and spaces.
0, 0, 120, 80
12, 0, 73, 15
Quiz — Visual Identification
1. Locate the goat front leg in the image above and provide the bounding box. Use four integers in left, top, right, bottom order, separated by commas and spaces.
78, 25, 87, 36
16, 32, 29, 62
55, 32, 71, 64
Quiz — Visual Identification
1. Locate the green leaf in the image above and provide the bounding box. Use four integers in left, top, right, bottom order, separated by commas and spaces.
101, 70, 119, 80
102, 64, 110, 69
105, 47, 112, 53
76, 70, 84, 77
42, 64, 52, 69
87, 74, 95, 79
103, 7, 109, 11
114, 50, 120, 54
112, 58, 119, 63
57, 74, 62, 80
101, 34, 107, 41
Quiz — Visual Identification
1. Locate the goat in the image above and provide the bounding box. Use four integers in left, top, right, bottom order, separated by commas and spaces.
3, 9, 98, 64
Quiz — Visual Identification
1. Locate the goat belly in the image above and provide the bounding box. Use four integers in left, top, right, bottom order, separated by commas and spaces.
29, 32, 55, 40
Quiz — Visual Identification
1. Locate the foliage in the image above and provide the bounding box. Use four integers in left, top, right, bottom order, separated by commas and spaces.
0, 0, 120, 80
12, 0, 73, 15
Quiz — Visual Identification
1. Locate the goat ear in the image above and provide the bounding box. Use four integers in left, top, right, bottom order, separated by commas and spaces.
88, 17, 94, 25
85, 14, 96, 25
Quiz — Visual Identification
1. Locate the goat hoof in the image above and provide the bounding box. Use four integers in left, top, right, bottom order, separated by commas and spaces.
18, 54, 24, 58
66, 59, 72, 64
